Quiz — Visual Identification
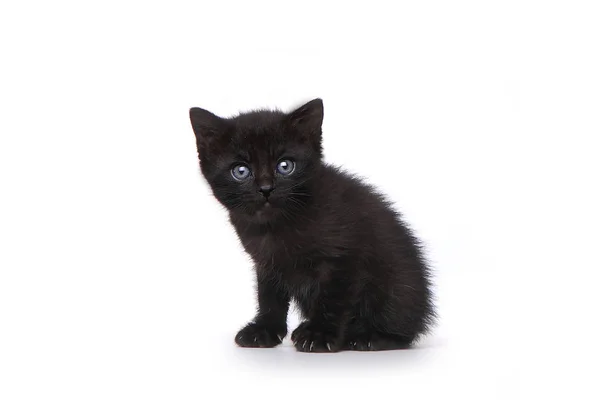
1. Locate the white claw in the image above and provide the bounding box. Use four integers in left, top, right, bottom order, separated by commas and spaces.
368, 341, 372, 349
326, 343, 332, 351
303, 340, 308, 349
310, 341, 314, 352
277, 335, 284, 342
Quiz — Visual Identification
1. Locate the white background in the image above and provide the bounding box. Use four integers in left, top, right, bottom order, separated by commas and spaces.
1, 1, 599, 399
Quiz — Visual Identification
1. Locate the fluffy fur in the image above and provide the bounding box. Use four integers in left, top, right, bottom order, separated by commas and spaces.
189, 98, 435, 352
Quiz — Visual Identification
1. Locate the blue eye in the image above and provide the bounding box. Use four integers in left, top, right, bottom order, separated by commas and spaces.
231, 164, 251, 181
276, 159, 295, 175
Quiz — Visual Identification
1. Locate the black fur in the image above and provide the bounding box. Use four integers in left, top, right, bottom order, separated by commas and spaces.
189, 99, 435, 352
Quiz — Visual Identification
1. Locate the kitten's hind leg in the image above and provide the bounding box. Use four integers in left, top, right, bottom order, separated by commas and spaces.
344, 331, 414, 351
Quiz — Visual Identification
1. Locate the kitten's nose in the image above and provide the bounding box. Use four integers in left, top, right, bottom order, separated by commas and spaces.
258, 184, 274, 197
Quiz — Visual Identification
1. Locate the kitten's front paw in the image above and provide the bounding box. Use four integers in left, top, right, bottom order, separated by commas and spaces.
235, 322, 286, 348
291, 321, 341, 353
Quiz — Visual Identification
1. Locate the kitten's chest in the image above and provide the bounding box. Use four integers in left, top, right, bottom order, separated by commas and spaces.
240, 230, 319, 280
241, 230, 305, 265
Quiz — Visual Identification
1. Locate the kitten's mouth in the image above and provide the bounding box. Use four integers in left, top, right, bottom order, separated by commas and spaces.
253, 201, 275, 219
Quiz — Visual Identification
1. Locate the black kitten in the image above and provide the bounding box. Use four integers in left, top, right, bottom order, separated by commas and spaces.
189, 99, 435, 352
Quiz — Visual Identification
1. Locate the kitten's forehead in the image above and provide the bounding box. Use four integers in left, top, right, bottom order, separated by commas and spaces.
230, 110, 290, 150
234, 109, 285, 127
205, 109, 315, 163
233, 132, 288, 163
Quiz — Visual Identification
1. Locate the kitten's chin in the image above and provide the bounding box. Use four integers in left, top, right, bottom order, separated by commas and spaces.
230, 201, 279, 224
254, 202, 275, 219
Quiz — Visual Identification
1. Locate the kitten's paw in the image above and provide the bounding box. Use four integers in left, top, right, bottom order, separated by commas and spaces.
345, 335, 376, 351
235, 322, 286, 348
291, 321, 341, 353
345, 332, 413, 351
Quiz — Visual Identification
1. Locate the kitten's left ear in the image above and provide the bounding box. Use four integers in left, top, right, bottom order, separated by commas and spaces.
288, 98, 324, 139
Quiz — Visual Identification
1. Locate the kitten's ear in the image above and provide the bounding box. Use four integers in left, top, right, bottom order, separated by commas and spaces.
189, 107, 225, 150
288, 98, 324, 139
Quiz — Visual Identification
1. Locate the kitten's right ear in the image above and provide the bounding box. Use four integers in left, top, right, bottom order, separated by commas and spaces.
189, 107, 224, 150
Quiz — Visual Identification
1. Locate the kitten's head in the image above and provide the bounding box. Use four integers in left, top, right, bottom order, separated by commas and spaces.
189, 99, 324, 224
